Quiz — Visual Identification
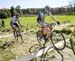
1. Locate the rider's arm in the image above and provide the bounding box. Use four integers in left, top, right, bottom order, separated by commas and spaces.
45, 6, 60, 24
48, 12, 60, 25
18, 19, 21, 25
49, 12, 57, 22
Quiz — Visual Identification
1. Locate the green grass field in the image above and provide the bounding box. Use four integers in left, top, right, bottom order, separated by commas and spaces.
0, 15, 75, 31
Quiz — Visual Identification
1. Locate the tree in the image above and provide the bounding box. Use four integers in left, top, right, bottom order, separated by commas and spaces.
67, 0, 75, 15
16, 5, 23, 16
0, 12, 8, 19
73, 0, 75, 14
10, 6, 15, 17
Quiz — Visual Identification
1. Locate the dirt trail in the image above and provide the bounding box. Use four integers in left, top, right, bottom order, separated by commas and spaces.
16, 39, 75, 61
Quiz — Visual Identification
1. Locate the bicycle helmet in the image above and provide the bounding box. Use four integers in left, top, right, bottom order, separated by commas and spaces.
45, 5, 51, 12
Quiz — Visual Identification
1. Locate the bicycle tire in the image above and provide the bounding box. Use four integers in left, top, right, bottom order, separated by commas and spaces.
36, 30, 47, 45
16, 30, 24, 43
69, 31, 75, 55
51, 31, 66, 50
44, 47, 64, 61
30, 58, 37, 61
29, 44, 41, 53
13, 31, 18, 40
19, 31, 24, 43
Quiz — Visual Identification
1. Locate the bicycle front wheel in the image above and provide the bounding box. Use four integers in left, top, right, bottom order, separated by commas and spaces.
29, 44, 41, 53
51, 31, 66, 50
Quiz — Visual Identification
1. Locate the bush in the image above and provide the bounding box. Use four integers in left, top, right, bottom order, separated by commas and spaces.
61, 28, 72, 34
68, 25, 75, 27
1, 28, 10, 32
0, 12, 8, 19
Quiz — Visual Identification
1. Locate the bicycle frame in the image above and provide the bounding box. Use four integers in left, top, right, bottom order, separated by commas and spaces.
41, 23, 55, 38
13, 24, 23, 43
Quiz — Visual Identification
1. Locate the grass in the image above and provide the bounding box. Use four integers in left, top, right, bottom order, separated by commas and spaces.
46, 15, 75, 23
0, 49, 15, 61
0, 39, 16, 61
0, 32, 38, 61
0, 15, 75, 31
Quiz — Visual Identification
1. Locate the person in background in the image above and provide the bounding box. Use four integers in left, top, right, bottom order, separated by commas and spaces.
1, 19, 5, 27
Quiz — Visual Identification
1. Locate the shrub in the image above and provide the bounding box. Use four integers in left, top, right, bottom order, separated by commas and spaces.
61, 28, 72, 34
0, 12, 8, 19
1, 28, 10, 32
68, 25, 75, 27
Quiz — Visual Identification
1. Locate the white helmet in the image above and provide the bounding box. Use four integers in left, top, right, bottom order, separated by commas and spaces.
45, 5, 51, 12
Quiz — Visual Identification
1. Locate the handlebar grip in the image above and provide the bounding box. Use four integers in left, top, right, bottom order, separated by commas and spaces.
56, 21, 60, 25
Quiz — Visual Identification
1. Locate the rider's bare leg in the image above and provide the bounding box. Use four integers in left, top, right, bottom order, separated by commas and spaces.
46, 26, 53, 39
12, 27, 17, 39
17, 25, 24, 43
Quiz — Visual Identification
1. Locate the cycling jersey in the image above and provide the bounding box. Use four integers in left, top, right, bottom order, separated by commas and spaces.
11, 16, 19, 28
37, 11, 45, 26
11, 16, 19, 23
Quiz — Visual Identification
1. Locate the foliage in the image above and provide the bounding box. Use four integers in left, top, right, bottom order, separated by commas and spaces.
61, 28, 72, 34
10, 6, 16, 17
0, 9, 10, 19
0, 12, 8, 19
16, 5, 23, 16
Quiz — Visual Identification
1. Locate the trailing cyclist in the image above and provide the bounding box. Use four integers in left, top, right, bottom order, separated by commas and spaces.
10, 13, 21, 39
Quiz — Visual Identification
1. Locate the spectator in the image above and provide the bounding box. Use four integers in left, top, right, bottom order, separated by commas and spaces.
1, 19, 5, 27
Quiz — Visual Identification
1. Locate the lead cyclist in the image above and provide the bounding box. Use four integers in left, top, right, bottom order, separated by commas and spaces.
37, 5, 60, 40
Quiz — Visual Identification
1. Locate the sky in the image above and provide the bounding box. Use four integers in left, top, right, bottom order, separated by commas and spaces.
0, 0, 72, 9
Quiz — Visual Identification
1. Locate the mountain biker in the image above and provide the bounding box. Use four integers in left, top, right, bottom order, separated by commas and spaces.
10, 13, 21, 38
37, 5, 60, 40
1, 19, 5, 27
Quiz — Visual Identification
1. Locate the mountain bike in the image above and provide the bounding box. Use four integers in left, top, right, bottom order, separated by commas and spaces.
36, 23, 66, 50
14, 24, 24, 43
29, 23, 65, 61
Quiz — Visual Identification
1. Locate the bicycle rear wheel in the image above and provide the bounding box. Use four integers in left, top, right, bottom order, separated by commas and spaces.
36, 30, 46, 45
16, 30, 23, 43
51, 31, 66, 50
